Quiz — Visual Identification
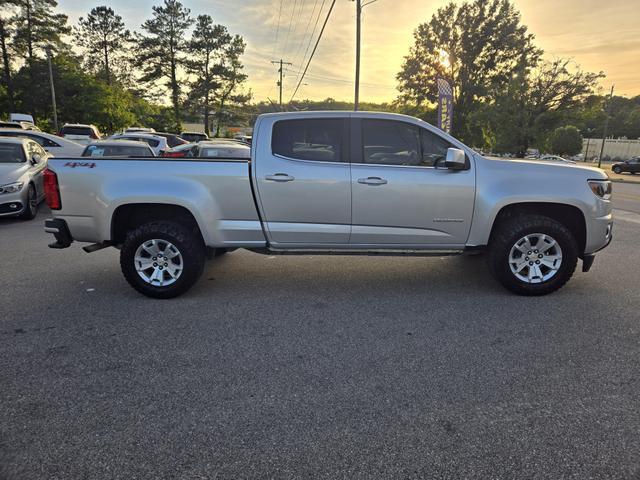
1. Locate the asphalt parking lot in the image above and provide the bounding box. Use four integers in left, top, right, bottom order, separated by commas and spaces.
2, 186, 640, 479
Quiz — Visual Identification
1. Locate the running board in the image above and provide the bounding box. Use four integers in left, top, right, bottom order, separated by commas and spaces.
82, 242, 112, 253
252, 248, 465, 257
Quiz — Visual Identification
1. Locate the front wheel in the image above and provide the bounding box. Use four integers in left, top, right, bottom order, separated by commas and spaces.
612, 166, 621, 174
19, 184, 38, 220
488, 215, 578, 295
120, 221, 205, 298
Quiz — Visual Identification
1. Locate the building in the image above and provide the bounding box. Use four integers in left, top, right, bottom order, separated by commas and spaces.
583, 138, 640, 161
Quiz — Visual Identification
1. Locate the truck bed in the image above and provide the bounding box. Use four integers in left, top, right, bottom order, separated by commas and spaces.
47, 157, 267, 247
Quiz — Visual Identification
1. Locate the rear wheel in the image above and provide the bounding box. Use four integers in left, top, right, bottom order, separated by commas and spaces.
120, 221, 205, 298
19, 184, 37, 220
488, 214, 578, 295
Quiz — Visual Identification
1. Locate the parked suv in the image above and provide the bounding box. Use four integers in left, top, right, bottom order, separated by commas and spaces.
59, 124, 102, 145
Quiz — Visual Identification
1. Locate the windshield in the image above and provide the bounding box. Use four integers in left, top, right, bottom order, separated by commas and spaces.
0, 143, 26, 163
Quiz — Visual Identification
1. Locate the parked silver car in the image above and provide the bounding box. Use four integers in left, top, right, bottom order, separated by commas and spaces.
0, 137, 49, 219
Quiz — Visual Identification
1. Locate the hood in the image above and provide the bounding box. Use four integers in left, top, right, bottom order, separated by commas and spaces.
0, 163, 29, 184
482, 156, 608, 180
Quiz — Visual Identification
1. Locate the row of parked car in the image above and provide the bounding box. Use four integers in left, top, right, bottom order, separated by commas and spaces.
0, 121, 252, 220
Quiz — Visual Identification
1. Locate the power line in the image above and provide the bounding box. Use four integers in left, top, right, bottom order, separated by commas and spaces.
291, 0, 320, 68
289, 0, 336, 103
271, 0, 284, 58
281, 0, 298, 60
294, 0, 326, 78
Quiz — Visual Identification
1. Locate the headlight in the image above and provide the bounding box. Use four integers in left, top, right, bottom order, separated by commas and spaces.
588, 180, 612, 200
0, 182, 24, 194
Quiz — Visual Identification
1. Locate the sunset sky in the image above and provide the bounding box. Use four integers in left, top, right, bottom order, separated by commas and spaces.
58, 0, 640, 103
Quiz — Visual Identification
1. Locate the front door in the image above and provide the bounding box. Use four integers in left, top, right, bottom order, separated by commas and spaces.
350, 118, 475, 247
253, 117, 351, 245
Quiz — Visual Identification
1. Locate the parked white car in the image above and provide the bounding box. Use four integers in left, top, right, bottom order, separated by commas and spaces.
59, 124, 102, 145
125, 127, 156, 134
109, 133, 169, 156
0, 129, 84, 157
0, 137, 49, 219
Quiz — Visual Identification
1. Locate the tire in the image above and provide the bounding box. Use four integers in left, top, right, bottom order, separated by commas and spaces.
120, 221, 205, 299
488, 214, 578, 296
19, 184, 38, 220
612, 166, 621, 174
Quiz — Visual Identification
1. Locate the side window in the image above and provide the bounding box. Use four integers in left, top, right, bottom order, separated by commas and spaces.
272, 119, 343, 162
420, 128, 453, 167
361, 119, 420, 166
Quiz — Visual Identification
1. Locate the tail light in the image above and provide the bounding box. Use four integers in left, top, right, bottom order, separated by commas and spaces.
89, 130, 99, 139
43, 169, 61, 209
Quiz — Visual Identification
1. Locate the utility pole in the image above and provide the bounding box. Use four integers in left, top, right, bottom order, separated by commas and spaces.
353, 0, 378, 111
46, 47, 58, 133
354, 0, 361, 111
271, 59, 292, 108
598, 85, 614, 169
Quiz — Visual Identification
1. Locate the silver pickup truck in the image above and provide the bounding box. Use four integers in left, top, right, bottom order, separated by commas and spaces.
43, 111, 613, 298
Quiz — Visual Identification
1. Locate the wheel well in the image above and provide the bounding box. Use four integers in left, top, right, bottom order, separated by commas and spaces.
489, 203, 586, 253
111, 203, 203, 245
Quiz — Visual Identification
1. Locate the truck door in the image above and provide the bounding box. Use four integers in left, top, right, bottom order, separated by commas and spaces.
253, 117, 351, 245
349, 118, 475, 247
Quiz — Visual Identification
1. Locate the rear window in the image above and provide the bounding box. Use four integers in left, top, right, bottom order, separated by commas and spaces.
82, 145, 153, 157
272, 119, 344, 162
0, 143, 25, 163
181, 133, 207, 142
0, 122, 22, 129
61, 126, 93, 136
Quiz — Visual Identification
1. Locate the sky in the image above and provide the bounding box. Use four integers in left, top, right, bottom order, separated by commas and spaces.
58, 0, 640, 103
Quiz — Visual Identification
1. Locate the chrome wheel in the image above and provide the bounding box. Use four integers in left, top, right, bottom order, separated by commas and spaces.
509, 233, 563, 284
134, 239, 183, 287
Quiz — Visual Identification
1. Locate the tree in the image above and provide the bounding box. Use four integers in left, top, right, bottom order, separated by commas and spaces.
135, 0, 193, 131
548, 125, 583, 156
185, 15, 231, 136
469, 59, 602, 155
397, 0, 541, 141
74, 6, 131, 86
13, 0, 70, 61
12, 0, 70, 118
212, 35, 250, 137
0, 0, 21, 110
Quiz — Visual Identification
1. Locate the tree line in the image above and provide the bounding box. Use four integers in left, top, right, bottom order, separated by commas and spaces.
0, 0, 249, 135
395, 0, 640, 156
0, 0, 638, 154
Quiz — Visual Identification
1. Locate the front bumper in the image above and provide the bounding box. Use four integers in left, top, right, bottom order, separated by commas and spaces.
0, 188, 28, 217
45, 218, 74, 248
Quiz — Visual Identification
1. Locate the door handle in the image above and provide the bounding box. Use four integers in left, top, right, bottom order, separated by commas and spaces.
265, 173, 295, 182
357, 176, 388, 185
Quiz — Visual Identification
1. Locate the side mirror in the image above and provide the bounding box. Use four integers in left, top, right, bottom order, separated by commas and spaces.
31, 154, 42, 165
445, 148, 466, 170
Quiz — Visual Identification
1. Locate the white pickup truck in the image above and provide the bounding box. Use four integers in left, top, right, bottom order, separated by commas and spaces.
43, 112, 613, 298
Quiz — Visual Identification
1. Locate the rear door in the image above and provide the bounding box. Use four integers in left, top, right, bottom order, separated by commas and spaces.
253, 116, 351, 245
349, 118, 475, 247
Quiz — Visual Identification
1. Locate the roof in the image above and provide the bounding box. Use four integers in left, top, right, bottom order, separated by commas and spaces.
0, 137, 29, 145
181, 131, 208, 135
112, 133, 164, 140
63, 123, 97, 128
85, 140, 151, 148
199, 141, 250, 149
